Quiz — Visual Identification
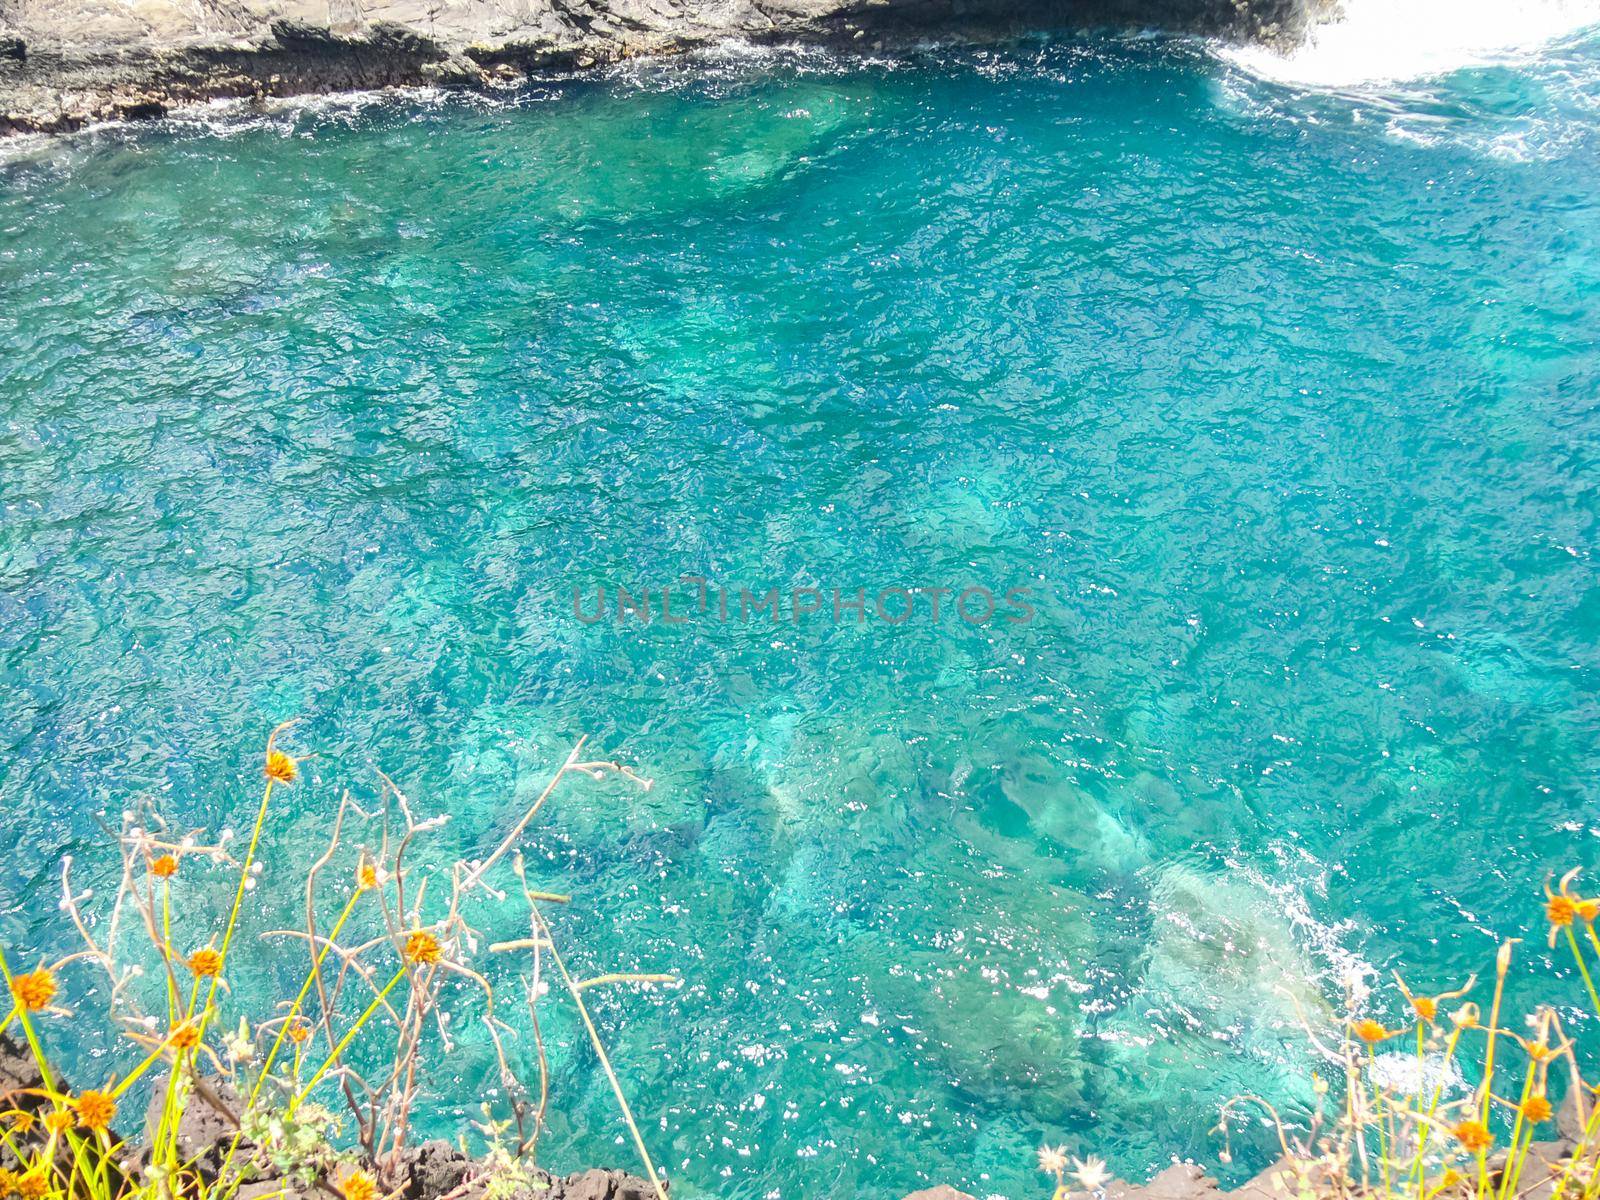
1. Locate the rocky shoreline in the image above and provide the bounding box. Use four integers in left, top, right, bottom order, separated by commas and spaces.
0, 1032, 659, 1200
6, 1028, 1587, 1200
0, 0, 1331, 137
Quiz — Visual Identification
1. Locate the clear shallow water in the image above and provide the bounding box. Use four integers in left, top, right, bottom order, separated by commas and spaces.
4, 31, 1600, 1200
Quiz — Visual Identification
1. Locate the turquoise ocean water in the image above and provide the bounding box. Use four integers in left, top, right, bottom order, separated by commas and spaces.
4, 27, 1600, 1199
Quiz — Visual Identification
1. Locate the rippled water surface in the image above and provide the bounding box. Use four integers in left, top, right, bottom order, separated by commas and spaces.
5, 31, 1600, 1200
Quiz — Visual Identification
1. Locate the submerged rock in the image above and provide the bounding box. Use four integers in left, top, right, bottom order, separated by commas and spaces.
1089, 862, 1332, 1148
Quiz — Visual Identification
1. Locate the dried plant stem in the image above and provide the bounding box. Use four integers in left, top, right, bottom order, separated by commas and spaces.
534, 911, 669, 1200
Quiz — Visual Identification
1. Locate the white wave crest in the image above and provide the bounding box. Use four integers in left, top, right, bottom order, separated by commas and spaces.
1224, 0, 1600, 85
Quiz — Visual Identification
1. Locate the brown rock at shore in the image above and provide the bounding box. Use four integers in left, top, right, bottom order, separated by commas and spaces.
0, 0, 1329, 136
554, 1167, 663, 1200
1228, 1157, 1293, 1200
1109, 1162, 1222, 1200
1558, 1081, 1592, 1145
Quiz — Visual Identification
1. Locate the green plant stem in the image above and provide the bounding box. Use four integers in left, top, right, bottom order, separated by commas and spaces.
1569, 926, 1600, 1014
292, 964, 406, 1110
1497, 1063, 1537, 1200
210, 887, 364, 1191
251, 888, 361, 1110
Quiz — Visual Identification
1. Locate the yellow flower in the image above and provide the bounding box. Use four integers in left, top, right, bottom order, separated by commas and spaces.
403, 930, 441, 966
188, 948, 223, 977
357, 861, 379, 892
1579, 898, 1600, 923
16, 1172, 47, 1200
1453, 1121, 1494, 1153
1522, 1095, 1554, 1123
341, 1170, 377, 1200
1439, 1169, 1465, 1190
74, 1090, 115, 1133
4, 1110, 36, 1134
169, 1021, 201, 1051
43, 1109, 73, 1136
11, 969, 57, 1012
149, 854, 179, 879
264, 749, 299, 785
0, 1167, 19, 1197
1352, 1019, 1390, 1044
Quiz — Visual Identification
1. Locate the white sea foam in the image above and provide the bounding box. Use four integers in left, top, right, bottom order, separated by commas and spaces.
1224, 0, 1600, 85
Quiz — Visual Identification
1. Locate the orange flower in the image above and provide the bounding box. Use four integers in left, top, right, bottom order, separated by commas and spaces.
169, 1022, 201, 1051
1548, 894, 1577, 928
1453, 1121, 1494, 1153
42, 1110, 72, 1136
16, 1172, 47, 1200
357, 861, 379, 892
1522, 1095, 1554, 1123
341, 1170, 377, 1200
74, 1090, 115, 1133
10, 969, 57, 1012
0, 1168, 19, 1197
1411, 996, 1437, 1022
1547, 870, 1588, 947
1352, 1019, 1390, 1044
286, 1018, 311, 1044
264, 749, 299, 785
150, 854, 179, 879
403, 930, 441, 966
187, 948, 223, 977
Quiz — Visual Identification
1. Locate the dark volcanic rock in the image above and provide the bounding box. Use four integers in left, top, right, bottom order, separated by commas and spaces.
236, 1182, 326, 1200
391, 1140, 477, 1200
145, 1074, 245, 1171
0, 1031, 47, 1101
